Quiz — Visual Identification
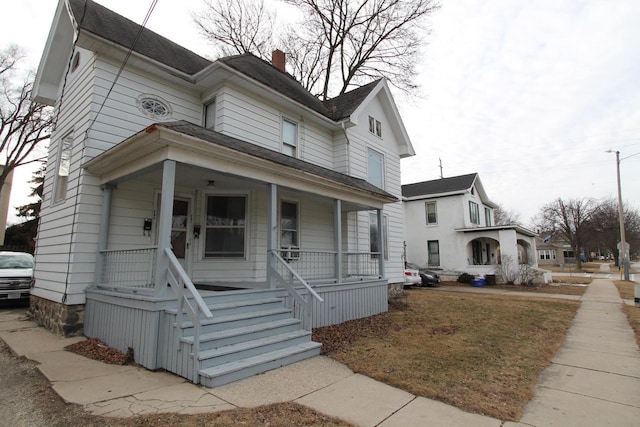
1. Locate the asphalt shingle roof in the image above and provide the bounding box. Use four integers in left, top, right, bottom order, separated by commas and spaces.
69, 0, 379, 122
69, 0, 211, 75
402, 173, 478, 198
159, 121, 397, 201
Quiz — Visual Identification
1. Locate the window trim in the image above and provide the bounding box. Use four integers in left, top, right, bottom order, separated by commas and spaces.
281, 117, 298, 157
203, 194, 248, 259
369, 212, 389, 260
367, 147, 385, 189
484, 207, 492, 226
427, 240, 440, 267
425, 201, 438, 225
469, 201, 480, 225
136, 94, 172, 120
53, 132, 73, 204
279, 199, 299, 249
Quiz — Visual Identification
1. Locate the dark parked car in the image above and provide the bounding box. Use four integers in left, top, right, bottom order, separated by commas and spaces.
0, 252, 34, 303
405, 262, 441, 287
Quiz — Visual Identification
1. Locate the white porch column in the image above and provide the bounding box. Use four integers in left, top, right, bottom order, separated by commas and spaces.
334, 199, 343, 284
95, 183, 114, 285
155, 160, 176, 296
377, 208, 385, 279
267, 183, 277, 288
498, 229, 518, 269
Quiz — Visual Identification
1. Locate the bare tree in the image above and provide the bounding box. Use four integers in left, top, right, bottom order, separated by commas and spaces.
193, 0, 275, 58
534, 198, 596, 269
0, 45, 52, 194
193, 0, 440, 99
588, 199, 640, 265
493, 203, 521, 226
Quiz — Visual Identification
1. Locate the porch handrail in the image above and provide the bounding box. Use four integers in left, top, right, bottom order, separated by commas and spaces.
164, 248, 212, 383
269, 250, 323, 329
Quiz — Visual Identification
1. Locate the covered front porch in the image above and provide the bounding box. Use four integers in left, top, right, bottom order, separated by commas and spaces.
81, 121, 396, 385
456, 225, 539, 277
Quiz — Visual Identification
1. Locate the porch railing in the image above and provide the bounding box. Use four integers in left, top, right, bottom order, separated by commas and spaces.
269, 250, 324, 330
275, 249, 381, 282
343, 252, 381, 278
165, 248, 213, 383
99, 247, 157, 291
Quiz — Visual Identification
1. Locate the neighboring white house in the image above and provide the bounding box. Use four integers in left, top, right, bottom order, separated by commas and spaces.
402, 173, 541, 279
30, 0, 414, 386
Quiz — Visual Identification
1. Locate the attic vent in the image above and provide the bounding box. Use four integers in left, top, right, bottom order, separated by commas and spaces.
137, 95, 172, 119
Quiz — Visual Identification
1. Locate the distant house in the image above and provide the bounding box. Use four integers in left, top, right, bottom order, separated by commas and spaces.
402, 173, 541, 278
31, 0, 414, 386
536, 235, 577, 266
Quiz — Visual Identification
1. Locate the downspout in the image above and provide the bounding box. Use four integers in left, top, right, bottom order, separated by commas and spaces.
341, 121, 351, 175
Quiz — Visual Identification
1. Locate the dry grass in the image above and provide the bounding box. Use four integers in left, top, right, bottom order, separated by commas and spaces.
116, 403, 354, 426
613, 280, 640, 349
314, 290, 579, 421
443, 280, 588, 295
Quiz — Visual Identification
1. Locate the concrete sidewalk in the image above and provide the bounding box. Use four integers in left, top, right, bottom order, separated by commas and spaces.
1, 277, 639, 426
508, 278, 640, 427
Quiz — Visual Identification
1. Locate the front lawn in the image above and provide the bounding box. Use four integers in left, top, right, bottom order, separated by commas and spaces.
313, 290, 579, 421
613, 280, 640, 348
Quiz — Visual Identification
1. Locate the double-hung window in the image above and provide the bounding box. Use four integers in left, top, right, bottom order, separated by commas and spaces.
280, 201, 298, 248
485, 207, 492, 226
425, 201, 437, 225
54, 133, 73, 203
427, 240, 440, 266
369, 212, 388, 260
282, 118, 297, 157
469, 201, 480, 225
204, 195, 246, 258
367, 148, 384, 189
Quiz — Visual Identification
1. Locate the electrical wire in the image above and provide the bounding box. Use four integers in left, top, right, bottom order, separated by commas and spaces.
86, 0, 159, 135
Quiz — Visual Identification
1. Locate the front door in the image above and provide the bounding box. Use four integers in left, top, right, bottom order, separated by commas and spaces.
157, 195, 192, 272
171, 198, 190, 269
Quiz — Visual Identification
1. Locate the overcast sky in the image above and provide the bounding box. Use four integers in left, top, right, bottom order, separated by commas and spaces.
3, 0, 639, 226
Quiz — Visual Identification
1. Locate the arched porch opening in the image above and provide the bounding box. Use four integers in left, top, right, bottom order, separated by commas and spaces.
517, 239, 533, 264
466, 237, 500, 266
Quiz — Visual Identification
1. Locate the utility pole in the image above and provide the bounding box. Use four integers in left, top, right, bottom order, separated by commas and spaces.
610, 150, 630, 280
438, 158, 443, 179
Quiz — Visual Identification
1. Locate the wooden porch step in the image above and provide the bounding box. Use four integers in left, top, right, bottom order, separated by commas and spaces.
167, 297, 284, 319
197, 330, 313, 369
178, 307, 294, 335
198, 341, 322, 387
181, 318, 302, 350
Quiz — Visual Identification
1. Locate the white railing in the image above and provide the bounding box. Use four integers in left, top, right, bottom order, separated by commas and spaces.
165, 248, 213, 383
275, 248, 336, 281
343, 252, 381, 278
99, 247, 157, 291
269, 250, 324, 330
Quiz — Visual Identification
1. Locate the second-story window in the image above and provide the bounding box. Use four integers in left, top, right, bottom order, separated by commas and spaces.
368, 115, 382, 137
205, 100, 215, 129
282, 118, 297, 156
485, 207, 492, 226
425, 201, 437, 224
367, 148, 384, 189
469, 201, 480, 225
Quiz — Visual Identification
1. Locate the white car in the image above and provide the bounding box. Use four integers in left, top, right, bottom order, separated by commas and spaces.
0, 252, 34, 303
404, 265, 422, 286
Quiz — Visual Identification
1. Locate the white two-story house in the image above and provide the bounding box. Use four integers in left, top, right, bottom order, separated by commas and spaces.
403, 173, 540, 278
31, 0, 414, 386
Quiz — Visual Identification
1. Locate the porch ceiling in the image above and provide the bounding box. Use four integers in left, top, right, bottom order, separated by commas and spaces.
83, 121, 398, 210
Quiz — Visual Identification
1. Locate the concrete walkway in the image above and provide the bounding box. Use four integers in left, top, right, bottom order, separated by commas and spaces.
1, 276, 640, 426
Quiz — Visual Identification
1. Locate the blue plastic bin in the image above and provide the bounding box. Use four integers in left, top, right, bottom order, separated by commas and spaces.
471, 278, 486, 287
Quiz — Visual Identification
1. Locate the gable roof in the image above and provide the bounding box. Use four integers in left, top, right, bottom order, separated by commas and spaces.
402, 173, 478, 198
324, 79, 382, 120
68, 0, 211, 75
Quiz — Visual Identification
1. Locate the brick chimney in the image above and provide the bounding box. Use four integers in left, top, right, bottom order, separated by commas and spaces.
272, 49, 285, 72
